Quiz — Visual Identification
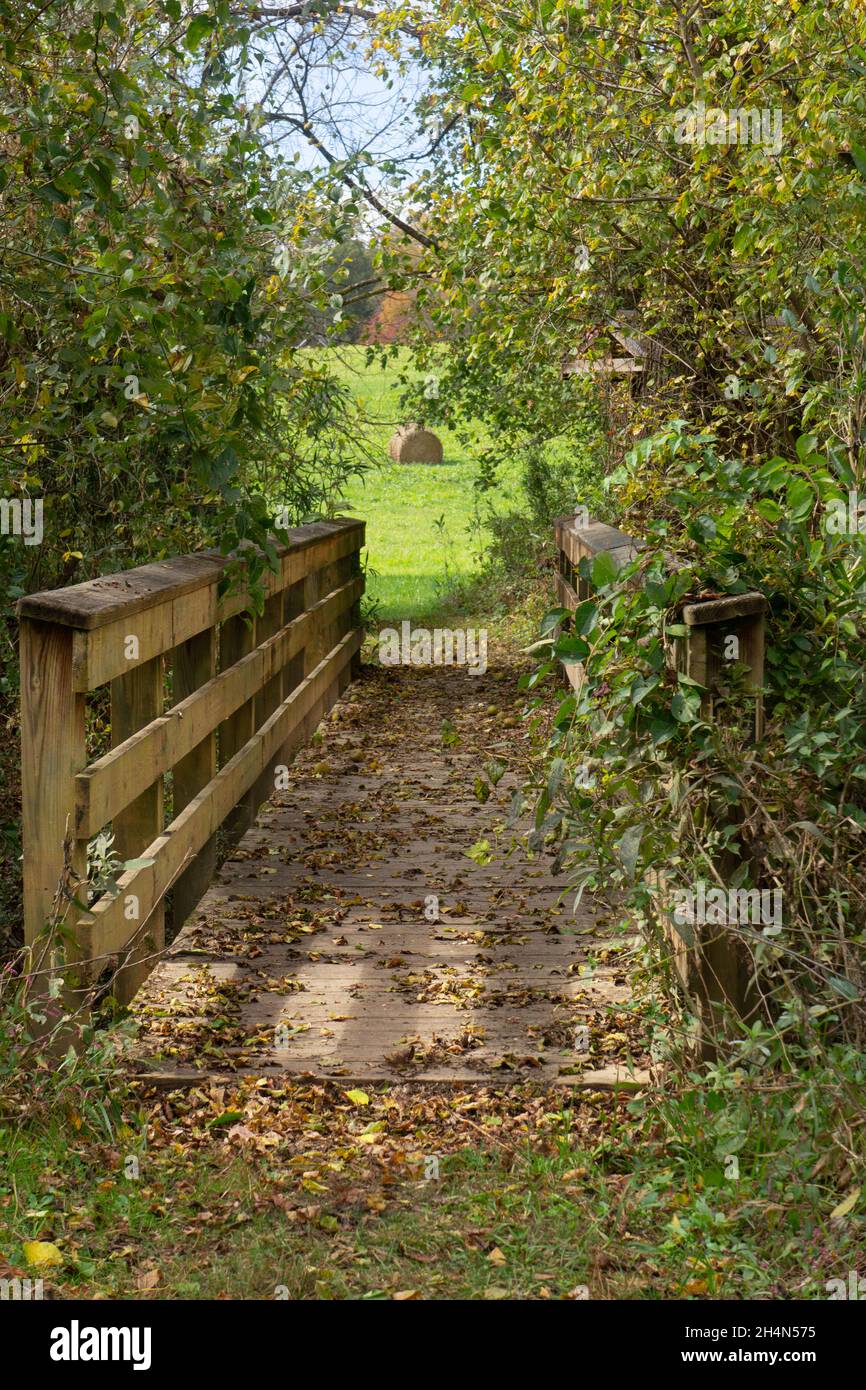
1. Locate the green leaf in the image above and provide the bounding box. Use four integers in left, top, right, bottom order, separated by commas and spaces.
795, 434, 818, 462
754, 498, 783, 523
615, 824, 644, 879
185, 14, 214, 51
591, 550, 618, 589
540, 607, 570, 637
630, 675, 660, 705
786, 476, 815, 521
850, 144, 866, 177
828, 975, 859, 1001
465, 840, 492, 865
555, 634, 589, 663
207, 1111, 244, 1128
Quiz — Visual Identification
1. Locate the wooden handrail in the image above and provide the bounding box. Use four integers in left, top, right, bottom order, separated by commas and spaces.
553, 513, 766, 733
18, 517, 365, 1001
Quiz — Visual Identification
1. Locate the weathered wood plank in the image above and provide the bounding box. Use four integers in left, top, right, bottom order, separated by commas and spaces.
218, 611, 257, 846
110, 656, 164, 1003
18, 519, 364, 631
170, 628, 217, 933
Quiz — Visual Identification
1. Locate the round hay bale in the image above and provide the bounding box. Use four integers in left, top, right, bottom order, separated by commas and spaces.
388, 424, 443, 465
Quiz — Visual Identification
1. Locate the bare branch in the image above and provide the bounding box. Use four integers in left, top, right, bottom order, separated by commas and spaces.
261, 112, 436, 248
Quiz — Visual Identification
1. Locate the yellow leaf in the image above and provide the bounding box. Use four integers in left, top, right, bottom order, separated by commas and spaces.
345, 1089, 369, 1106
682, 1279, 708, 1295
830, 1187, 860, 1221
23, 1241, 63, 1268
393, 1289, 421, 1300
487, 1246, 507, 1265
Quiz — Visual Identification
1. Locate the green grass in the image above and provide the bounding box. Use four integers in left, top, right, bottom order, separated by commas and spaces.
0, 1123, 608, 1300
315, 347, 525, 621
3, 1064, 859, 1300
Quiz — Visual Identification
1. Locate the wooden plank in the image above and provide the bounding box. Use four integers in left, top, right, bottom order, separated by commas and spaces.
75, 578, 363, 835
133, 1065, 651, 1090
110, 656, 165, 1003
20, 554, 223, 632
125, 638, 648, 1087
349, 540, 363, 678
18, 520, 365, 630
71, 574, 218, 693
79, 630, 361, 963
681, 592, 766, 626
554, 572, 579, 612
170, 628, 217, 932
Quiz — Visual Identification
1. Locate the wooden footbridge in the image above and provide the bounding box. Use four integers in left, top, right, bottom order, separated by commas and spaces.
18, 517, 650, 1087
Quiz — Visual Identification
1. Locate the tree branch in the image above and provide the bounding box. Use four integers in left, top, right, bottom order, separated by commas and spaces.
260, 113, 437, 249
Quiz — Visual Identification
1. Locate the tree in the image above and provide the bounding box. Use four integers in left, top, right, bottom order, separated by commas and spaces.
0, 0, 369, 616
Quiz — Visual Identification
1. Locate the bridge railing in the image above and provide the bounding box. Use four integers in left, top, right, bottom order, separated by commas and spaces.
554, 513, 767, 1054
18, 517, 364, 1002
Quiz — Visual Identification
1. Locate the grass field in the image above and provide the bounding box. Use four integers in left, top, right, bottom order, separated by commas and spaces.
319, 347, 525, 621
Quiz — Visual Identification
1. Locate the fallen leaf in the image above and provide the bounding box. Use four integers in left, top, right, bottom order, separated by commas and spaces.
23, 1241, 63, 1268
207, 1110, 244, 1128
830, 1187, 861, 1221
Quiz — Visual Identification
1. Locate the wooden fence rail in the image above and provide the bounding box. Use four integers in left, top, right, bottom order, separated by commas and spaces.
554, 513, 767, 1055
18, 517, 365, 1002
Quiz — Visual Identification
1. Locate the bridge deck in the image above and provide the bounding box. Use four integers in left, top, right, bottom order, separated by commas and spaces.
130, 642, 650, 1087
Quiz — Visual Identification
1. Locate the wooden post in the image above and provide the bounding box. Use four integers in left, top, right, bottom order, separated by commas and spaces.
110, 656, 165, 1003
301, 563, 328, 743
680, 594, 766, 743
219, 613, 256, 845
20, 618, 87, 1007
349, 539, 363, 678
170, 629, 217, 931
273, 578, 307, 778
252, 591, 284, 810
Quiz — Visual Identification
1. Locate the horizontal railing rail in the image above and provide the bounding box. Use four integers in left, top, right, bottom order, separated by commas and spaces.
18, 517, 365, 1002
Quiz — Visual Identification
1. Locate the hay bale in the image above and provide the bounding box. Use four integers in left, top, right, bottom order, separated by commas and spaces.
388, 424, 443, 464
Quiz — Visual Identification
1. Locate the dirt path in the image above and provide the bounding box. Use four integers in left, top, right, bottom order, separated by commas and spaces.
131, 634, 650, 1089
